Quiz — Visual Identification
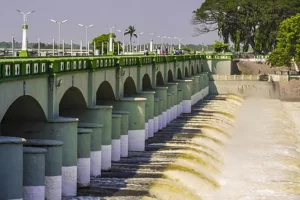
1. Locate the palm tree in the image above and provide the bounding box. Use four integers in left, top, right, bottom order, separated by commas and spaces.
124, 25, 137, 48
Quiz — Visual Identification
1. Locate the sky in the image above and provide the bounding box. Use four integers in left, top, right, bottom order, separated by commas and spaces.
0, 0, 219, 45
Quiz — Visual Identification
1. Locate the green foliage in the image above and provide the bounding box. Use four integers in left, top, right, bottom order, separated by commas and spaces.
124, 25, 137, 45
268, 14, 300, 66
182, 47, 192, 53
193, 0, 300, 53
92, 33, 122, 55
212, 41, 229, 53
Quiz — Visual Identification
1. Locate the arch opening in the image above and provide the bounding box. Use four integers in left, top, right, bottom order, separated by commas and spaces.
142, 74, 152, 91
59, 87, 87, 117
1, 95, 47, 137
97, 81, 116, 104
124, 77, 138, 97
185, 67, 189, 77
168, 70, 174, 82
177, 68, 183, 79
156, 71, 164, 86
191, 66, 195, 75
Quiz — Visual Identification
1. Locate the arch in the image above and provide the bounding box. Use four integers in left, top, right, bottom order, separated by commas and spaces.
168, 70, 174, 82
191, 66, 195, 75
59, 87, 87, 116
142, 74, 152, 91
185, 67, 189, 77
124, 77, 138, 97
177, 68, 183, 79
97, 81, 116, 103
1, 95, 47, 136
156, 71, 164, 86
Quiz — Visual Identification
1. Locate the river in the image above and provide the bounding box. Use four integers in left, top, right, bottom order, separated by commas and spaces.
65, 95, 300, 200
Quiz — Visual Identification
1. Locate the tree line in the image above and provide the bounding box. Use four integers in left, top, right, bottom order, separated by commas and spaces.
193, 0, 300, 54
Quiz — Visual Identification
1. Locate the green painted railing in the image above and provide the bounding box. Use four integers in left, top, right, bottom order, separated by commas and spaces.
0, 54, 232, 80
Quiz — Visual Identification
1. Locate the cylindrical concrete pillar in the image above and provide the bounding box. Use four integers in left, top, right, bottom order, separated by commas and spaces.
158, 98, 163, 130
165, 83, 178, 121
111, 114, 122, 161
167, 93, 172, 124
78, 123, 103, 177
112, 98, 146, 151
23, 147, 47, 200
137, 91, 155, 139
154, 98, 160, 133
32, 118, 78, 197
77, 128, 92, 187
112, 111, 129, 158
178, 89, 183, 115
25, 139, 63, 200
0, 136, 25, 200
153, 87, 168, 128
97, 106, 113, 171
176, 80, 193, 113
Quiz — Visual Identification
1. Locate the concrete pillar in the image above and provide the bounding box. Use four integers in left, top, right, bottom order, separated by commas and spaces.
23, 147, 47, 200
154, 98, 160, 133
167, 93, 172, 124
77, 128, 92, 187
164, 83, 178, 120
78, 123, 103, 177
111, 114, 122, 162
137, 91, 155, 138
176, 80, 193, 113
158, 98, 164, 130
112, 111, 129, 157
153, 87, 168, 128
178, 89, 183, 115
0, 136, 25, 200
28, 118, 78, 197
111, 98, 147, 151
25, 139, 63, 200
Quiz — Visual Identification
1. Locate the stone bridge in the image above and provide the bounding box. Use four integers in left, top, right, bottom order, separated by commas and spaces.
0, 54, 238, 199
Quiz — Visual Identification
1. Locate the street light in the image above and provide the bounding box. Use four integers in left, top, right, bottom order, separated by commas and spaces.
117, 29, 125, 54
78, 23, 94, 54
50, 19, 68, 51
107, 25, 116, 53
174, 37, 183, 49
17, 9, 35, 54
137, 32, 144, 51
149, 33, 154, 52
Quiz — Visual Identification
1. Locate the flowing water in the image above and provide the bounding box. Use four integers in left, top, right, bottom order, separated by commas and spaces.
65, 95, 300, 200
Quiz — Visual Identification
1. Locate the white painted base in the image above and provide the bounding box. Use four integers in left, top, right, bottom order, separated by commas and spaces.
90, 151, 102, 177
145, 122, 149, 139
62, 166, 77, 196
177, 104, 180, 116
154, 116, 159, 133
167, 109, 171, 124
45, 176, 62, 200
180, 102, 183, 114
77, 158, 90, 187
23, 186, 45, 200
182, 100, 192, 113
128, 129, 145, 151
111, 139, 121, 161
172, 106, 176, 120
148, 119, 154, 137
120, 135, 128, 157
191, 94, 195, 105
101, 145, 112, 171
158, 114, 163, 130
9, 199, 23, 200
163, 111, 168, 128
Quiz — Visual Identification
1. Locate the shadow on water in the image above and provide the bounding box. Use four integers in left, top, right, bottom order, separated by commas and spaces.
71, 95, 242, 200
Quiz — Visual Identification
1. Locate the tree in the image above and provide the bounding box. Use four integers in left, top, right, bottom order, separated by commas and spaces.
268, 14, 300, 66
212, 41, 229, 53
192, 0, 300, 54
124, 25, 137, 46
92, 33, 122, 55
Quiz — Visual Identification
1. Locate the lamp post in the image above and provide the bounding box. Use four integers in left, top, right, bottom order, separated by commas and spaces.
107, 25, 116, 55
17, 9, 35, 57
78, 23, 94, 55
174, 37, 182, 49
117, 29, 125, 55
137, 32, 144, 52
149, 33, 154, 53
50, 19, 68, 53
157, 36, 164, 49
